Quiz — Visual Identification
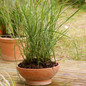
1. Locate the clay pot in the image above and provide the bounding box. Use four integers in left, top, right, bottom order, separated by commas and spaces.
17, 64, 60, 85
0, 37, 23, 61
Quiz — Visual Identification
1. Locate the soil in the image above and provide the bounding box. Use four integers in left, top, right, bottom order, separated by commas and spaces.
1, 35, 12, 38
18, 58, 58, 69
1, 35, 25, 38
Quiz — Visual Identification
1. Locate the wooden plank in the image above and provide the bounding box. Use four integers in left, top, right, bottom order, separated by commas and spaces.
0, 59, 86, 86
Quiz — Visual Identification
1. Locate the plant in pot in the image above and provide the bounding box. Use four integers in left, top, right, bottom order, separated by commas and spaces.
4, 0, 79, 85
0, 0, 24, 61
0, 27, 2, 36
0, 18, 3, 36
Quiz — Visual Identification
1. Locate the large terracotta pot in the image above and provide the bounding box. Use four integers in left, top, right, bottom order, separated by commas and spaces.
0, 37, 23, 61
17, 64, 60, 85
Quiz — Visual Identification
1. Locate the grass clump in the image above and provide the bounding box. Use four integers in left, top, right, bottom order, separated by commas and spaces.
0, 0, 80, 68
0, 73, 16, 86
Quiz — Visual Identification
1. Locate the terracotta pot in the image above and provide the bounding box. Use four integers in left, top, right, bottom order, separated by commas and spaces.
0, 37, 23, 61
17, 64, 60, 85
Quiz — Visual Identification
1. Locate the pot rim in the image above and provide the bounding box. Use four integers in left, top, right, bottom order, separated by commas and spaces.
0, 37, 17, 40
17, 63, 60, 70
0, 37, 26, 43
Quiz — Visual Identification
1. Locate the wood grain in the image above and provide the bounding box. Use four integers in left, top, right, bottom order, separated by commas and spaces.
0, 59, 86, 86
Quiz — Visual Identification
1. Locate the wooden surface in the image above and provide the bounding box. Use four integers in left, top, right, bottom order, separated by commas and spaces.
0, 59, 86, 86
